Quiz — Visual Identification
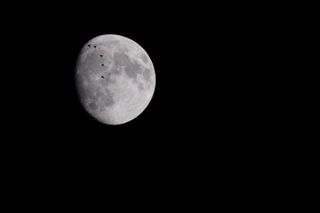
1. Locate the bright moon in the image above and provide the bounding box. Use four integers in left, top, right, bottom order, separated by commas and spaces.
75, 34, 156, 125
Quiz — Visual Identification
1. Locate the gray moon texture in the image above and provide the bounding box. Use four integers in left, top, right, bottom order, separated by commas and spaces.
75, 34, 156, 125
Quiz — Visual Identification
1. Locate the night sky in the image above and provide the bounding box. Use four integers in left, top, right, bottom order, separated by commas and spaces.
1, 2, 283, 200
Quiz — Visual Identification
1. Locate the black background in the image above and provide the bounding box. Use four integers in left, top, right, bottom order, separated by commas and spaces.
3, 4, 253, 139
1, 2, 292, 203
1, 3, 278, 162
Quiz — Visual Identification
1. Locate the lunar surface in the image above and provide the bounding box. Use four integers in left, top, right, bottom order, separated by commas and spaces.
75, 34, 156, 125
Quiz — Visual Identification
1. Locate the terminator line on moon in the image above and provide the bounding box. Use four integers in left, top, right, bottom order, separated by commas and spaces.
75, 34, 156, 125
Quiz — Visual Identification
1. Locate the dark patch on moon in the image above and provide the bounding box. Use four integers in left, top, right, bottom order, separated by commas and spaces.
113, 51, 144, 80
125, 61, 142, 80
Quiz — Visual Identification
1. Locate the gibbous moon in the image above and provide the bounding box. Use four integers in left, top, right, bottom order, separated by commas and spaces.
75, 34, 156, 125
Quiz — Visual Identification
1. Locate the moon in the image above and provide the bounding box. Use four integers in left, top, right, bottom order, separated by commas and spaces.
75, 34, 156, 125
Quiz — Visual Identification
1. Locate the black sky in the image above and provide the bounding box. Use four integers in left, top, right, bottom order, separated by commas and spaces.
1, 2, 284, 190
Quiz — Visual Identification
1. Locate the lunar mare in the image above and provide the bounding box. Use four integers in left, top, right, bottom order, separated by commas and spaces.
75, 34, 155, 125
